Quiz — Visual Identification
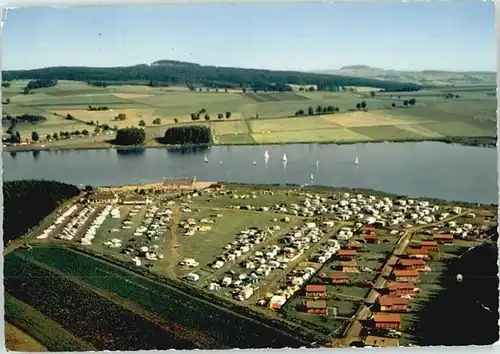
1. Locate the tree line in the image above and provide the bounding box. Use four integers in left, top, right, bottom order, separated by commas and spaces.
23, 79, 57, 94
190, 109, 231, 121
3, 114, 47, 142
88, 105, 109, 111
3, 180, 81, 245
295, 105, 340, 117
3, 61, 421, 92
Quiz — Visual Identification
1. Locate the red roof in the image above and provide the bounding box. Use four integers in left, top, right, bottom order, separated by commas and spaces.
393, 270, 420, 277
379, 295, 409, 306
338, 249, 357, 256
365, 234, 378, 239
306, 284, 327, 293
397, 259, 425, 267
331, 271, 349, 279
406, 248, 429, 255
388, 282, 415, 290
306, 300, 327, 309
360, 226, 376, 232
373, 313, 401, 323
346, 241, 363, 248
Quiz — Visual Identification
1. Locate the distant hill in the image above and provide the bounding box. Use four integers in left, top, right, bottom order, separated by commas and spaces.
2, 60, 421, 92
313, 66, 496, 88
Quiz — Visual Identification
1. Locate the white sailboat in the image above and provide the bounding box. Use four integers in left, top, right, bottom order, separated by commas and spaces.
310, 173, 314, 180
204, 154, 208, 163
282, 153, 288, 163
354, 156, 359, 165
264, 150, 270, 160
253, 160, 257, 166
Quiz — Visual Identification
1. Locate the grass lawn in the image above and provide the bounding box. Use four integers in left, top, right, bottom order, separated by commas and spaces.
281, 296, 348, 335
251, 127, 371, 144
216, 133, 255, 145
420, 121, 493, 137
176, 208, 288, 270
350, 125, 427, 140
250, 116, 339, 132
5, 322, 48, 352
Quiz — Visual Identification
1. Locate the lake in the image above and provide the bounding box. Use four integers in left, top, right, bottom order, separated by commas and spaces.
3, 142, 498, 204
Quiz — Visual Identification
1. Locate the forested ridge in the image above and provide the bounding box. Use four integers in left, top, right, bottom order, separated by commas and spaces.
2, 60, 421, 92
3, 180, 81, 245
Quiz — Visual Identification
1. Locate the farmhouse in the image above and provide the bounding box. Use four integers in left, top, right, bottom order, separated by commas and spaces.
208, 182, 224, 190
371, 313, 402, 330
86, 191, 118, 204
340, 261, 359, 273
420, 240, 439, 252
392, 270, 420, 283
396, 259, 426, 271
162, 177, 196, 191
377, 296, 409, 312
364, 233, 379, 244
306, 300, 328, 316
359, 226, 376, 234
305, 284, 327, 299
387, 282, 416, 297
346, 241, 363, 250
405, 248, 430, 260
338, 249, 357, 260
330, 271, 350, 284
433, 233, 454, 244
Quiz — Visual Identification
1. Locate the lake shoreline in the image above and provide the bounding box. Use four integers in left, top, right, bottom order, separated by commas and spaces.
4, 136, 497, 153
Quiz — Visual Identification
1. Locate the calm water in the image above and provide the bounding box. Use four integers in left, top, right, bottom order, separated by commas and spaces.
3, 142, 498, 204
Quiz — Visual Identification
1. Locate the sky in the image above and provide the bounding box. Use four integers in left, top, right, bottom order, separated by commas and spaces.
2, 1, 496, 72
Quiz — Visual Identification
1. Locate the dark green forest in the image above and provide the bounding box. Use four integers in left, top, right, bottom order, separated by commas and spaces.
3, 180, 81, 245
114, 127, 147, 145
161, 125, 212, 145
3, 60, 421, 92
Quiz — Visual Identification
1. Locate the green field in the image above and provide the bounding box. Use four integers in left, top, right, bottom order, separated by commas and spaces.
3, 80, 496, 148
4, 245, 314, 350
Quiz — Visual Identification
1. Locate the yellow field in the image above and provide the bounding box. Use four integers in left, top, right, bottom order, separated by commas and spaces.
250, 116, 337, 133
52, 108, 156, 128
323, 111, 433, 127
251, 127, 371, 144
110, 93, 153, 100
5, 322, 47, 352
